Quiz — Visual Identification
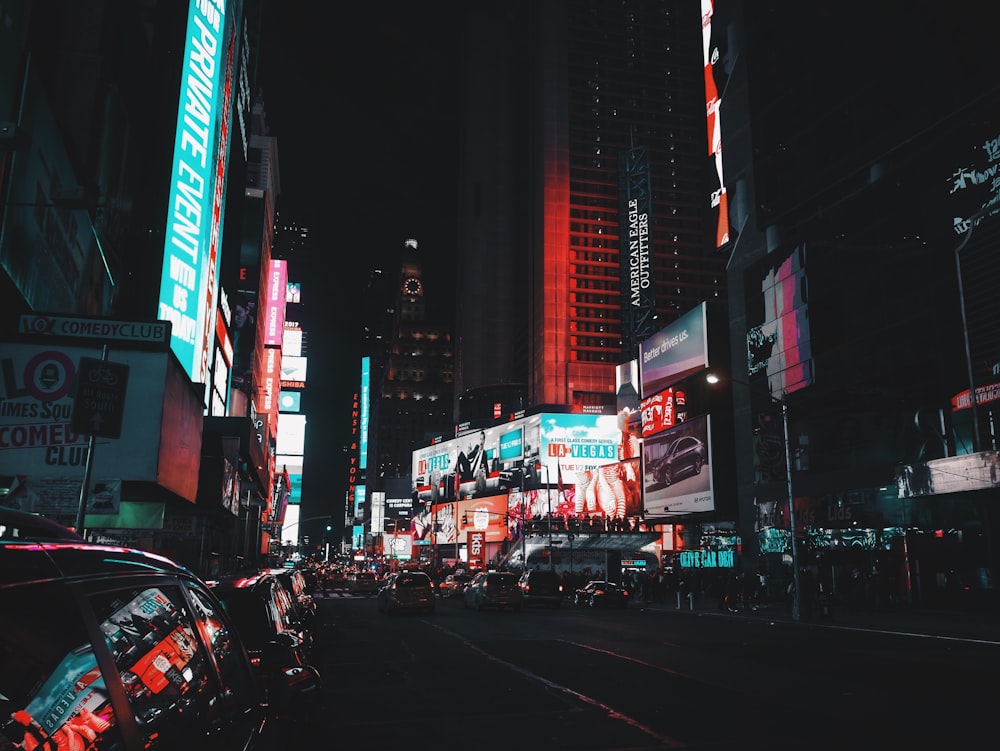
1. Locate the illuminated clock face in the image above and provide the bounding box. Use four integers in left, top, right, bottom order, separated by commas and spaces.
403, 277, 423, 296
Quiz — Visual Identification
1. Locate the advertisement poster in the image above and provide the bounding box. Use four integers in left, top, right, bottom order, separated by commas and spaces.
643, 413, 715, 517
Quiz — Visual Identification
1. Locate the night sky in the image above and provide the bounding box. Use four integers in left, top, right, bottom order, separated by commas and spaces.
254, 3, 460, 529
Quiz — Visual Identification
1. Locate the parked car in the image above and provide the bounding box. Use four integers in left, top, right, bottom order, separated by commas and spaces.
346, 571, 380, 595
463, 571, 524, 611
210, 570, 320, 714
0, 506, 85, 541
273, 567, 317, 624
0, 509, 320, 750
518, 569, 564, 608
573, 579, 631, 608
651, 434, 707, 485
437, 572, 472, 598
376, 571, 436, 615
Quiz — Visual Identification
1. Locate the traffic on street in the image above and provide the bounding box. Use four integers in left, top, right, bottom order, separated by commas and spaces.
285, 568, 1000, 750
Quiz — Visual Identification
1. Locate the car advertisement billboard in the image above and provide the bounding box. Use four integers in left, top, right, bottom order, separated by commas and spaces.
639, 303, 709, 398
642, 413, 716, 517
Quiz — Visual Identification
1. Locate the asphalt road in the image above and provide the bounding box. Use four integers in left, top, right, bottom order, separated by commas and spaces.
279, 592, 1000, 750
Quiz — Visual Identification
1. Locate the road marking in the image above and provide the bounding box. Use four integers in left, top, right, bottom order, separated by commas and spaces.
432, 623, 684, 747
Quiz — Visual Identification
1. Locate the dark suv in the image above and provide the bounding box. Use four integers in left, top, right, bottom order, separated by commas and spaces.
518, 569, 564, 608
0, 509, 319, 750
464, 571, 524, 611
209, 570, 319, 714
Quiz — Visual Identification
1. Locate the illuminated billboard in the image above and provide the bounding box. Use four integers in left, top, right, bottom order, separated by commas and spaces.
158, 0, 235, 385
642, 413, 716, 517
411, 412, 627, 504
639, 303, 709, 398
412, 494, 509, 545
639, 387, 683, 438
280, 355, 307, 386
618, 146, 658, 351
276, 413, 306, 455
746, 244, 812, 395
260, 343, 281, 420
262, 259, 287, 346
279, 391, 301, 412
359, 357, 370, 471
0, 343, 204, 517
282, 325, 303, 356
703, 0, 730, 248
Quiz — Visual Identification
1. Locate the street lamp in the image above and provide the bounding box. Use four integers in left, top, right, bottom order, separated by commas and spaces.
953, 204, 998, 454
706, 372, 802, 621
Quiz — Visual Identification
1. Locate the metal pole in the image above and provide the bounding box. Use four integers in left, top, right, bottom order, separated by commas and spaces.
74, 344, 109, 537
432, 503, 438, 573
955, 236, 981, 453
546, 466, 554, 572
781, 398, 802, 621
521, 493, 527, 571
244, 490, 252, 566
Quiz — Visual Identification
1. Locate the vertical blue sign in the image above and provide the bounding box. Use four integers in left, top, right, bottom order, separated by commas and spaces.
158, 0, 226, 381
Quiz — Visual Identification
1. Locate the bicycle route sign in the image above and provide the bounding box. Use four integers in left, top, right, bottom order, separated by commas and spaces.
71, 357, 130, 439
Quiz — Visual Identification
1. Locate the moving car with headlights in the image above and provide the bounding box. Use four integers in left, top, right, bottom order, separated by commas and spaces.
376, 571, 436, 615
651, 434, 707, 486
573, 579, 631, 608
346, 571, 380, 595
518, 569, 563, 608
0, 508, 320, 750
463, 571, 524, 611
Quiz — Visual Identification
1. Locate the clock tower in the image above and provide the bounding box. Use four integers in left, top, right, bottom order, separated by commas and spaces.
398, 251, 424, 321
371, 237, 453, 488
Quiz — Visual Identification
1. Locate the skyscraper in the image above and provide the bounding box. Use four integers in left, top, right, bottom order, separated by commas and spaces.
371, 241, 455, 483
456, 0, 721, 416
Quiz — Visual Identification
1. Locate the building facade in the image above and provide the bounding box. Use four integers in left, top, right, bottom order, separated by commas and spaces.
456, 0, 721, 416
717, 0, 1000, 611
0, 0, 306, 578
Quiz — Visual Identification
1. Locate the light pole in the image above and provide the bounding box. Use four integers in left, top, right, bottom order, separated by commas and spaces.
779, 397, 802, 622
953, 204, 996, 454
546, 465, 555, 572
706, 372, 801, 621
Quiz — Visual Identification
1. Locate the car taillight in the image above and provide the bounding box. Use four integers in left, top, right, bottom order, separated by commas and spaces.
248, 651, 262, 668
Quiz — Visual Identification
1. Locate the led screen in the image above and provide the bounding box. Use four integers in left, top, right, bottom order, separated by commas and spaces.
158, 0, 232, 383
498, 428, 523, 461
639, 303, 709, 398
411, 412, 627, 505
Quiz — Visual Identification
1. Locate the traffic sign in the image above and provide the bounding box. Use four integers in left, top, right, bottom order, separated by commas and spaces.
71, 357, 130, 438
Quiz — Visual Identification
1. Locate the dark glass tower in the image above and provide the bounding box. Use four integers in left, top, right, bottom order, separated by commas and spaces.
456, 0, 720, 415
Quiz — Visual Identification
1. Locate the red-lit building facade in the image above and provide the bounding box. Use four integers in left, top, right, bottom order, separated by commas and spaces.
455, 0, 721, 418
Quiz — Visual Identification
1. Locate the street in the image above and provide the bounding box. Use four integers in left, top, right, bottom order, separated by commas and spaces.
276, 591, 1000, 750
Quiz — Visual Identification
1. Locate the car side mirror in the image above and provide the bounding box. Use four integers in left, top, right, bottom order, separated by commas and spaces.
281, 665, 322, 695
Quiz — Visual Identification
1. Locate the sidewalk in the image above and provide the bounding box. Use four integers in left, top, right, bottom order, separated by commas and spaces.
639, 593, 1000, 643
